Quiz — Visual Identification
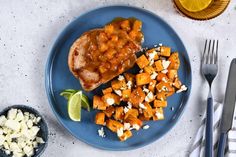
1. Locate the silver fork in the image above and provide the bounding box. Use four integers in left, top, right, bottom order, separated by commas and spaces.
201, 39, 219, 157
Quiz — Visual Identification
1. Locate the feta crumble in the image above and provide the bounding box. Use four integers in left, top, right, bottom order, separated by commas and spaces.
117, 127, 124, 137
0, 108, 44, 157
139, 69, 143, 73
142, 125, 150, 130
132, 124, 140, 130
98, 127, 105, 138
148, 50, 157, 60
127, 81, 132, 89
150, 72, 158, 80
145, 92, 154, 102
114, 90, 122, 96
155, 112, 164, 119
176, 85, 188, 93
161, 69, 168, 74
124, 123, 131, 130
149, 59, 154, 66
162, 60, 170, 69
143, 86, 149, 93
139, 103, 147, 110
106, 98, 115, 106
118, 75, 125, 81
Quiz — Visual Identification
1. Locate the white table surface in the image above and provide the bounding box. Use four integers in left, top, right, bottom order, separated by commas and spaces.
0, 0, 236, 157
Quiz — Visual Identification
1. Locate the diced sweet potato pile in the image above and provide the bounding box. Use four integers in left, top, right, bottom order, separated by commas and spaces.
93, 45, 187, 141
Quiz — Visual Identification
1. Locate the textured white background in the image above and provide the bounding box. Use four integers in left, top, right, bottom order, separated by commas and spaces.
0, 0, 236, 157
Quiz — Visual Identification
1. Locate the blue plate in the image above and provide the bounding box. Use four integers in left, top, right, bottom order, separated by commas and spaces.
45, 5, 192, 150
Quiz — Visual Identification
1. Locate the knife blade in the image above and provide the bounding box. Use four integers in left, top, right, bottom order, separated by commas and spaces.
217, 58, 236, 157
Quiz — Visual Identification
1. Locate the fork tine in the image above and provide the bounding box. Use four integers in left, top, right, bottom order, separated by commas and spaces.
207, 40, 212, 64
215, 40, 219, 64
202, 40, 208, 63
211, 40, 215, 64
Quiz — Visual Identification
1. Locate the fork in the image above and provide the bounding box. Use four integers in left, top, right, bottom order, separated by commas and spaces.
201, 39, 219, 157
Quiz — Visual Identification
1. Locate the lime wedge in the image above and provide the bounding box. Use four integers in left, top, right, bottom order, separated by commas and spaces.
81, 94, 90, 111
60, 91, 74, 100
68, 91, 82, 121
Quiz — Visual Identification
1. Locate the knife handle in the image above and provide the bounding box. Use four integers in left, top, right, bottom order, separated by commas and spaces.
217, 132, 227, 157
205, 97, 213, 157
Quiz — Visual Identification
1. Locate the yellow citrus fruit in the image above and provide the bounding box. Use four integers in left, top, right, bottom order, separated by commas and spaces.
179, 0, 213, 12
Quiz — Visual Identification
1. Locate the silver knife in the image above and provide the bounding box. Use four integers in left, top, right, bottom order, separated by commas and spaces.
217, 58, 236, 157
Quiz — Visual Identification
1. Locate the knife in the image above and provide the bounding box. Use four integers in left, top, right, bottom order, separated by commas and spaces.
217, 58, 236, 157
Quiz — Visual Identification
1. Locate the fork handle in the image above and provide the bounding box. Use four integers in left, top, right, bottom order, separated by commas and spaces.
217, 132, 227, 157
205, 97, 213, 157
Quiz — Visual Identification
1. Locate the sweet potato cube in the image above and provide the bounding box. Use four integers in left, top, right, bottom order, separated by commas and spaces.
132, 20, 142, 32
125, 115, 143, 129
139, 114, 150, 121
156, 81, 174, 93
102, 87, 113, 95
102, 93, 120, 105
156, 92, 167, 101
148, 80, 157, 93
106, 119, 124, 132
124, 108, 139, 119
155, 60, 164, 71
114, 107, 124, 121
103, 106, 115, 118
93, 96, 107, 110
136, 73, 151, 86
111, 79, 126, 90
157, 73, 168, 82
166, 91, 175, 97
153, 107, 164, 121
124, 73, 135, 83
144, 66, 155, 74
136, 55, 149, 69
160, 46, 171, 57
129, 87, 145, 108
143, 102, 153, 119
122, 89, 131, 101
168, 52, 180, 70
154, 100, 167, 108
146, 48, 159, 60
119, 130, 132, 141
173, 77, 182, 89
167, 70, 178, 80
95, 112, 105, 125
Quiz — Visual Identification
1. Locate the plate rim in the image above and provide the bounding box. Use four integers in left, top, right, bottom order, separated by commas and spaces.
45, 4, 192, 151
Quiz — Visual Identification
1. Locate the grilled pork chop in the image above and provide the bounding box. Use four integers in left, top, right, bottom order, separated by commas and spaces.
68, 18, 143, 91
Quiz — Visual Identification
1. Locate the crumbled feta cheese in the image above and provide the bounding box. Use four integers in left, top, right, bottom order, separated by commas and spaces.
161, 86, 168, 92
149, 59, 154, 66
117, 127, 124, 137
156, 47, 161, 51
15, 111, 24, 122
30, 126, 40, 137
176, 85, 188, 93
36, 117, 41, 123
145, 92, 154, 102
155, 112, 164, 119
0, 135, 5, 146
162, 60, 170, 69
162, 77, 168, 83
142, 125, 150, 130
132, 124, 140, 130
118, 75, 125, 81
124, 123, 131, 130
124, 107, 129, 113
143, 86, 149, 93
9, 142, 21, 152
0, 129, 3, 135
139, 69, 143, 73
7, 109, 18, 120
159, 43, 163, 46
139, 103, 147, 110
0, 115, 7, 126
127, 102, 132, 109
114, 90, 122, 96
5, 150, 10, 155
36, 137, 45, 144
98, 127, 105, 138
171, 107, 174, 111
150, 72, 158, 80
127, 81, 132, 89
23, 145, 34, 157
161, 69, 168, 74
106, 98, 115, 106
5, 120, 21, 132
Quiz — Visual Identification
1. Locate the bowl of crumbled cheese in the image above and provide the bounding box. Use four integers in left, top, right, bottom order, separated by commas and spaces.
0, 105, 48, 157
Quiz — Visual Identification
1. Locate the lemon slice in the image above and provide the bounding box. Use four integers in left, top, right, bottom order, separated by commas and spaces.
179, 0, 212, 12
68, 91, 82, 121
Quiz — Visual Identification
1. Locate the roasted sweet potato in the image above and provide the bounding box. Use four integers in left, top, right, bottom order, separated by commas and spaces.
144, 66, 155, 74
129, 87, 145, 108
143, 102, 153, 119
102, 93, 120, 105
173, 77, 182, 89
160, 46, 171, 57
154, 100, 167, 108
136, 55, 149, 69
95, 112, 105, 125
136, 73, 151, 86
114, 106, 124, 121
106, 119, 124, 132
146, 48, 159, 60
93, 95, 107, 110
156, 92, 167, 100
155, 60, 164, 71
167, 69, 178, 80
157, 73, 168, 82
124, 108, 139, 119
103, 106, 115, 118
168, 52, 180, 70
119, 130, 132, 141
124, 73, 135, 83
102, 87, 113, 95
111, 79, 126, 90
125, 115, 142, 129
148, 80, 157, 93
122, 89, 131, 101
